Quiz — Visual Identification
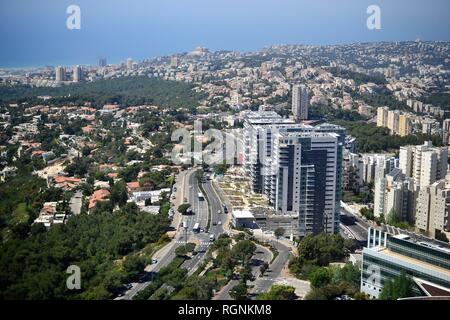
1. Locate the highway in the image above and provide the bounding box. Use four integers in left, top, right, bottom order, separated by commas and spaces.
182, 174, 228, 274
117, 168, 229, 299
116, 169, 197, 300
339, 204, 372, 246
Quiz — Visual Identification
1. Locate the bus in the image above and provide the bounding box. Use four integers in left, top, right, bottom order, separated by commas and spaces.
193, 223, 200, 233
198, 192, 205, 201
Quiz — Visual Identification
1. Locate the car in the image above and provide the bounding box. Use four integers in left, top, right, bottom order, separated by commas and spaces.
192, 250, 198, 256
217, 210, 221, 214
218, 221, 222, 225
200, 228, 204, 233
124, 283, 132, 290
209, 234, 215, 241
151, 259, 158, 264
212, 221, 217, 226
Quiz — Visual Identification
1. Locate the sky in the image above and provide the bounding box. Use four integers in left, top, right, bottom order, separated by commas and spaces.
1, 0, 450, 68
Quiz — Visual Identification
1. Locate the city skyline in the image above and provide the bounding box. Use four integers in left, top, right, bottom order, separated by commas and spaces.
0, 2, 449, 303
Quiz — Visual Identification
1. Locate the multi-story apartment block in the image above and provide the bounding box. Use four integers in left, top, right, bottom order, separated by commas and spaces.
242, 111, 345, 237
399, 141, 448, 189
374, 168, 415, 221
271, 131, 340, 236
292, 84, 309, 121
416, 175, 450, 238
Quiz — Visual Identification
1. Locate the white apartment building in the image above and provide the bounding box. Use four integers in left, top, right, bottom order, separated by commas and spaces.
399, 141, 448, 189
416, 175, 450, 237
374, 168, 414, 221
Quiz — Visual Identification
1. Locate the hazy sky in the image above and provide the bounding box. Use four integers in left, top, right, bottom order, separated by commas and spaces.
1, 0, 450, 67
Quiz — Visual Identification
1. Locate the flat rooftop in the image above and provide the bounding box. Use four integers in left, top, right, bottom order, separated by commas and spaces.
232, 210, 255, 219
369, 246, 450, 278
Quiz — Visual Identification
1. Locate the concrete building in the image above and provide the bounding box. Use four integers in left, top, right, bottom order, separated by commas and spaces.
126, 58, 133, 70
416, 175, 450, 238
170, 56, 179, 68
443, 119, 450, 146
361, 154, 398, 184
374, 168, 414, 221
387, 110, 400, 135
98, 58, 107, 67
398, 114, 412, 137
399, 141, 448, 189
292, 84, 309, 121
377, 107, 413, 137
271, 131, 341, 236
73, 65, 82, 83
242, 111, 294, 194
242, 111, 345, 237
376, 106, 389, 128
232, 210, 256, 228
230, 91, 242, 106
361, 228, 450, 299
55, 66, 66, 82
342, 150, 364, 192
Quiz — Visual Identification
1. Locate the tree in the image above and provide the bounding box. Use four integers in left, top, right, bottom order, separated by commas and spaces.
123, 256, 145, 281
177, 203, 191, 215
379, 272, 415, 300
331, 263, 361, 290
175, 243, 195, 257
230, 281, 248, 300
110, 180, 128, 207
231, 240, 256, 266
240, 264, 253, 282
305, 283, 352, 300
256, 285, 296, 300
274, 227, 285, 239
297, 233, 347, 266
309, 267, 332, 288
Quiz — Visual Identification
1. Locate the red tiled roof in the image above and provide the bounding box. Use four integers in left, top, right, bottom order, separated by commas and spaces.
88, 189, 110, 209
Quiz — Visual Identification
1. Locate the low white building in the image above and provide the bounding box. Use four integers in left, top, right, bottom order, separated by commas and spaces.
232, 210, 256, 228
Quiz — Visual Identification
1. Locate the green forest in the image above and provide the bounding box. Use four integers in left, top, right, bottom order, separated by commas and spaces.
332, 120, 444, 153
0, 76, 204, 109
0, 207, 170, 299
